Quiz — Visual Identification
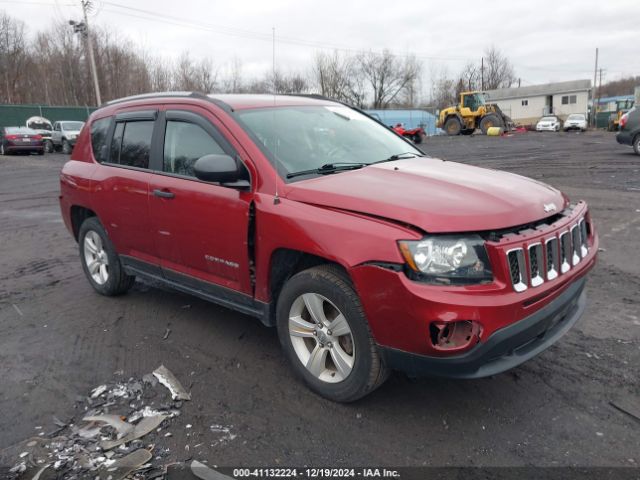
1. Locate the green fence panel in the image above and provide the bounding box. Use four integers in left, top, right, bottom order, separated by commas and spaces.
0, 104, 97, 129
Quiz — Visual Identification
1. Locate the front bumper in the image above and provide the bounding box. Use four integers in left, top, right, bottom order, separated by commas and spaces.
536, 125, 558, 131
380, 277, 586, 378
5, 145, 44, 153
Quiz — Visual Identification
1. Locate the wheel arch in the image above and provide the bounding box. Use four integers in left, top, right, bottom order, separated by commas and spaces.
70, 205, 97, 241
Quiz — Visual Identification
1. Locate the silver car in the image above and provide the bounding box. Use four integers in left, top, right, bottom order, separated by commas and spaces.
51, 121, 85, 154
563, 113, 587, 132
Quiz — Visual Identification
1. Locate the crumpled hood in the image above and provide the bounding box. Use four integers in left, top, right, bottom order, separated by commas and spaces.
284, 157, 567, 233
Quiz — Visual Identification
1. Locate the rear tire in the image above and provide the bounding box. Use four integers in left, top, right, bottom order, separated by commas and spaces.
633, 135, 640, 156
62, 139, 72, 154
78, 217, 135, 296
413, 133, 422, 144
276, 265, 388, 402
480, 114, 504, 134
444, 117, 462, 136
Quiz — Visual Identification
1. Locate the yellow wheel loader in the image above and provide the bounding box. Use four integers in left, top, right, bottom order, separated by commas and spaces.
437, 91, 513, 136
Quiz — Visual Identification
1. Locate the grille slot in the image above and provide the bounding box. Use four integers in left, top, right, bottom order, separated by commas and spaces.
559, 230, 571, 273
570, 224, 581, 265
578, 218, 589, 257
528, 243, 543, 287
507, 248, 527, 292
545, 237, 559, 280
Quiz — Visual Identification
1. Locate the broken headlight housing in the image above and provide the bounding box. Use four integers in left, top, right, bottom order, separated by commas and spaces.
398, 235, 492, 285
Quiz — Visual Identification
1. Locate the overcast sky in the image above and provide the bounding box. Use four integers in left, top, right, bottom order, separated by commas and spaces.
4, 0, 640, 92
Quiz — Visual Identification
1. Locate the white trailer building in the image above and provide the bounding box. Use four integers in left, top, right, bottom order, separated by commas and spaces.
484, 80, 592, 126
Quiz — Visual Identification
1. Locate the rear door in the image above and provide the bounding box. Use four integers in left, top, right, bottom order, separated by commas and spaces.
148, 105, 254, 296
90, 110, 160, 268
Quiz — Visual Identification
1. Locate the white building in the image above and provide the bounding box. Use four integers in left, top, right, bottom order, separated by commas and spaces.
484, 80, 592, 126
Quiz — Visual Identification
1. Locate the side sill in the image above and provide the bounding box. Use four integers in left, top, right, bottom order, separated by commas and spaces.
120, 255, 273, 327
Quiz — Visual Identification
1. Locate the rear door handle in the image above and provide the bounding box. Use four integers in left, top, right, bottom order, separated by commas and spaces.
153, 189, 175, 199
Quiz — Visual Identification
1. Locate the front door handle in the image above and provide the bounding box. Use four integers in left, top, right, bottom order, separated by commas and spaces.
153, 189, 175, 199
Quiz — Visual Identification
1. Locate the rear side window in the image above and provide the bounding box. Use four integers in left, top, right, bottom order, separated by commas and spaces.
163, 121, 225, 177
90, 117, 111, 163
110, 120, 154, 169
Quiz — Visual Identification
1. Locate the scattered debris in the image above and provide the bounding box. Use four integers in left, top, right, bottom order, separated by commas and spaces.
83, 414, 135, 439
101, 415, 167, 450
12, 303, 23, 316
2, 365, 207, 479
191, 459, 234, 480
163, 327, 172, 340
153, 365, 192, 401
98, 448, 152, 480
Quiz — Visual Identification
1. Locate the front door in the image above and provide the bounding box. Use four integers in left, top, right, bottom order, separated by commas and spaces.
148, 106, 254, 296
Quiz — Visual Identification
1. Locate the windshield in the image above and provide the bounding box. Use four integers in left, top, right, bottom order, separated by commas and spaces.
27, 121, 52, 130
567, 114, 585, 120
236, 106, 422, 180
62, 121, 84, 130
540, 117, 557, 122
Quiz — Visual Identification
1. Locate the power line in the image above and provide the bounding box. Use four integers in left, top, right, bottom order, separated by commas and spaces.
100, 1, 472, 62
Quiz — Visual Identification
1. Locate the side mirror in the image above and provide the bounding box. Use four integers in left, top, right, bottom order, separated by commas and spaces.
193, 154, 249, 188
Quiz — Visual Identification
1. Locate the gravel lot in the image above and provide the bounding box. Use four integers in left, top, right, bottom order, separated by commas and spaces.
0, 130, 638, 468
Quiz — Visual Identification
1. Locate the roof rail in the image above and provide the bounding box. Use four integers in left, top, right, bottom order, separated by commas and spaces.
102, 91, 207, 107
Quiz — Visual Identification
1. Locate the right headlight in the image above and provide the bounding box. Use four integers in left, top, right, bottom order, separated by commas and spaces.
398, 235, 492, 285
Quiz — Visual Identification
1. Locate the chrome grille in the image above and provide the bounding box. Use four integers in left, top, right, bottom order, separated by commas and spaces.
506, 215, 590, 292
507, 248, 527, 292
528, 243, 543, 287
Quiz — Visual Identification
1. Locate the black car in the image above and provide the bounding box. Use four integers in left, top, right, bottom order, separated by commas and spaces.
616, 106, 639, 155
0, 126, 45, 155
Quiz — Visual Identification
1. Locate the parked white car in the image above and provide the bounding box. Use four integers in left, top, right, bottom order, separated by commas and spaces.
563, 113, 587, 132
51, 121, 85, 154
536, 116, 561, 132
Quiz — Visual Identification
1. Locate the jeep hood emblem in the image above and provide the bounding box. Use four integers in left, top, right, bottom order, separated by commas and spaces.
544, 203, 557, 213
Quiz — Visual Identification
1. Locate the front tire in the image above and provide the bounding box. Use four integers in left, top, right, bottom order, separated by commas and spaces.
413, 133, 423, 144
633, 135, 640, 156
276, 265, 388, 402
78, 217, 135, 296
62, 139, 72, 154
43, 140, 53, 153
444, 117, 462, 136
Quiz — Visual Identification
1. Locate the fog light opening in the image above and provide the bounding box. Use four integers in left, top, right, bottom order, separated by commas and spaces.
429, 320, 481, 351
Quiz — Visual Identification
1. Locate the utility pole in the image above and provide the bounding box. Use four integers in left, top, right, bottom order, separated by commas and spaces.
592, 48, 598, 127
71, 0, 101, 106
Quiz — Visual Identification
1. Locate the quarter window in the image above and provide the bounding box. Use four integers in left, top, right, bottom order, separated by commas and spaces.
90, 117, 111, 163
110, 120, 154, 169
163, 121, 225, 177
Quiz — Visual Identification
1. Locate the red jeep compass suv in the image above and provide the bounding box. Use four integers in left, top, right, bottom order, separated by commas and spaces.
59, 93, 598, 402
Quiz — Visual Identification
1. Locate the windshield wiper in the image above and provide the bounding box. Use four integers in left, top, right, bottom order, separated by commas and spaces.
370, 152, 424, 165
286, 162, 366, 179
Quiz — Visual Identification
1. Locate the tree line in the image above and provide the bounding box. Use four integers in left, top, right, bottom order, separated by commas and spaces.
1, 9, 526, 110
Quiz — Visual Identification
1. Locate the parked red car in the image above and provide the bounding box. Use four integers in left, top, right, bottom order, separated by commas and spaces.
0, 126, 44, 155
60, 93, 598, 402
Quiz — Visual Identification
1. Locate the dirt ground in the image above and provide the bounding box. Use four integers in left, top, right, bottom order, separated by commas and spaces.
0, 130, 638, 469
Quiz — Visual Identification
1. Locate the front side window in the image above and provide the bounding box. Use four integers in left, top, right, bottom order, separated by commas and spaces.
110, 120, 154, 169
236, 106, 421, 181
62, 121, 84, 131
90, 117, 111, 163
163, 121, 225, 177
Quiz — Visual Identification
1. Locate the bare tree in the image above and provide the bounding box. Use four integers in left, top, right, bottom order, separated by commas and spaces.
358, 50, 421, 108
0, 12, 28, 103
483, 46, 516, 90
429, 66, 457, 110
311, 51, 365, 107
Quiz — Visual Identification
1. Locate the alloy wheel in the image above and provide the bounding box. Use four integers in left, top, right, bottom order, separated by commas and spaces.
83, 230, 109, 285
288, 293, 355, 383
